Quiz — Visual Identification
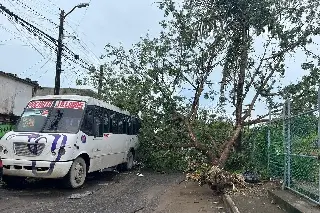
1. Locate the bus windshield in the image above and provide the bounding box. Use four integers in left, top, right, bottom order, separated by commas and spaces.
15, 100, 86, 133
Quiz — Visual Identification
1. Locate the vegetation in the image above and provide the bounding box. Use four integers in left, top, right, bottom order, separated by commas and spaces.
80, 0, 320, 191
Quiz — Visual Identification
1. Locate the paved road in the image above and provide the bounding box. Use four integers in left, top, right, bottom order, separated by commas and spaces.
0, 170, 185, 213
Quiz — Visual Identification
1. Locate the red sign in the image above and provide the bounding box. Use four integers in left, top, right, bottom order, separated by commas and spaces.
27, 101, 53, 109
54, 101, 85, 110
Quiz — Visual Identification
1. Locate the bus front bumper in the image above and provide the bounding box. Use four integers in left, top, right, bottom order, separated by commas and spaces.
2, 159, 72, 178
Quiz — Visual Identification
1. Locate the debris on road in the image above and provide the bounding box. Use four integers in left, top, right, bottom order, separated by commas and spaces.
243, 171, 260, 183
68, 191, 93, 199
136, 173, 144, 177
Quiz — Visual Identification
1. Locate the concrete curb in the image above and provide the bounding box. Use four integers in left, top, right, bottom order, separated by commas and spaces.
222, 194, 240, 213
267, 189, 320, 213
267, 190, 302, 213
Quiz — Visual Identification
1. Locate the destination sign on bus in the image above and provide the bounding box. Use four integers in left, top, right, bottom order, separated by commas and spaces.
54, 101, 85, 110
27, 100, 54, 109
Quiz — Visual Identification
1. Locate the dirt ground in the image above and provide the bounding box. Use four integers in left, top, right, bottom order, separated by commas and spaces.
154, 181, 226, 213
0, 170, 226, 213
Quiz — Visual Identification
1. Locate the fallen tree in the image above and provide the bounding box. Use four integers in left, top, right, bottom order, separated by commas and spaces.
84, 0, 320, 192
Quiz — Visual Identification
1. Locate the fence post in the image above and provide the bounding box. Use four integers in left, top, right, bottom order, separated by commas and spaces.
287, 99, 292, 189
282, 101, 287, 190
267, 106, 271, 175
317, 87, 320, 203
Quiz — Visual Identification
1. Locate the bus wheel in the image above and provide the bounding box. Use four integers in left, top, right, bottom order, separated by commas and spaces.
64, 157, 87, 188
124, 150, 134, 171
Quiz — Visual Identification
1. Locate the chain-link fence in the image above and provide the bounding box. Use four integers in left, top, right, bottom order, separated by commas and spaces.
267, 96, 320, 204
267, 109, 285, 181
281, 100, 320, 204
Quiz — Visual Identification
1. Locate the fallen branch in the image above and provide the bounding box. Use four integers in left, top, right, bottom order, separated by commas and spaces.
187, 165, 246, 194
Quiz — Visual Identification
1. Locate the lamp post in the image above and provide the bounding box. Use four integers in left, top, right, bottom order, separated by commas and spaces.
54, 3, 89, 95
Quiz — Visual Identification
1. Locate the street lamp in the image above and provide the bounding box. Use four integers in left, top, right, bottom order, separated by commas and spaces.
54, 2, 89, 95
64, 3, 90, 18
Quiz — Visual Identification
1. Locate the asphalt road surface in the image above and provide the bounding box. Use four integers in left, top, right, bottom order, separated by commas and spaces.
0, 170, 187, 213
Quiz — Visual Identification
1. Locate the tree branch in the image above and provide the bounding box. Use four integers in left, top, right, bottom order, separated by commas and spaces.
218, 125, 242, 168
263, 36, 308, 61
243, 107, 283, 125
243, 39, 271, 99
178, 115, 216, 162
242, 59, 282, 122
244, 118, 269, 125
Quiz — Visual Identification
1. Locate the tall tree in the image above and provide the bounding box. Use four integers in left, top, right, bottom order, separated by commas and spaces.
88, 0, 320, 171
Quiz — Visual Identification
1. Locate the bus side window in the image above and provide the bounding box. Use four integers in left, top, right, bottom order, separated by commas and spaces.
93, 107, 103, 137
123, 116, 127, 134
81, 106, 94, 136
103, 109, 110, 133
118, 113, 123, 134
132, 118, 137, 135
127, 117, 133, 135
110, 111, 118, 134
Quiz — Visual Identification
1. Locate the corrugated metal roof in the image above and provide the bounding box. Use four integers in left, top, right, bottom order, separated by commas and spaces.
0, 71, 39, 87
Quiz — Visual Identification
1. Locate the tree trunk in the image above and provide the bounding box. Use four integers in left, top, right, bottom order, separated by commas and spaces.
217, 125, 242, 168
234, 130, 242, 151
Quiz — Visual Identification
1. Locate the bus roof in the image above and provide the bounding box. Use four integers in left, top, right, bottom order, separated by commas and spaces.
30, 95, 131, 116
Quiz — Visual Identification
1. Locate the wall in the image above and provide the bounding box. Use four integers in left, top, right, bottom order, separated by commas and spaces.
0, 75, 35, 116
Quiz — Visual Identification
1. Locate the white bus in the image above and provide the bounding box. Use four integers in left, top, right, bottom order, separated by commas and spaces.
0, 95, 141, 188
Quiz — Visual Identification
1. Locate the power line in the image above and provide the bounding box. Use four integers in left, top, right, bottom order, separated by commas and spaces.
46, 0, 60, 11
64, 21, 102, 64
0, 1, 93, 95
0, 4, 57, 44
20, 58, 47, 77
0, 35, 20, 44
26, 0, 59, 16
14, 0, 58, 27
0, 3, 91, 70
28, 58, 53, 78
8, 19, 47, 59
3, 0, 57, 36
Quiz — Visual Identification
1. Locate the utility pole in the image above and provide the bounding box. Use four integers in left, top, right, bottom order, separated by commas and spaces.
53, 3, 89, 95
97, 65, 104, 98
54, 10, 65, 95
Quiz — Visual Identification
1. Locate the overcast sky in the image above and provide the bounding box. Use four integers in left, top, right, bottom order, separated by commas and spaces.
0, 0, 163, 88
0, 0, 318, 117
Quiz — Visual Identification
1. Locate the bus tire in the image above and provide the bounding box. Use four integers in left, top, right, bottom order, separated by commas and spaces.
63, 157, 87, 189
123, 150, 134, 171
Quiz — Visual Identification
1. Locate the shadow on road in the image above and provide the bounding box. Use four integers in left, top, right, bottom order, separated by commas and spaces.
0, 171, 119, 198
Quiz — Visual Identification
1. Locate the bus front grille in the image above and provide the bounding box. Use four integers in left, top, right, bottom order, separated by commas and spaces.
13, 142, 45, 157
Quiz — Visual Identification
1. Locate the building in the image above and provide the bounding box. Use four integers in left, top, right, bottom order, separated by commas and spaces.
0, 71, 39, 137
